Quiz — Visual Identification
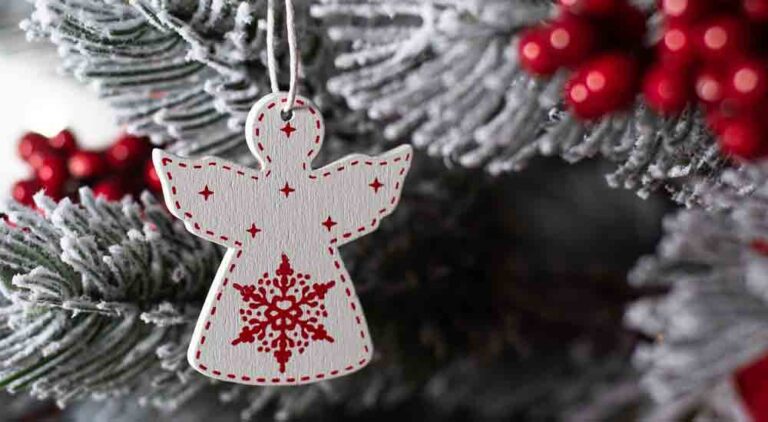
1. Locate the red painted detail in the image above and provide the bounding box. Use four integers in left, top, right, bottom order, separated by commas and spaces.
230, 254, 336, 373
279, 182, 296, 197
280, 122, 297, 138
369, 178, 384, 193
247, 223, 262, 238
322, 216, 337, 231
198, 185, 214, 201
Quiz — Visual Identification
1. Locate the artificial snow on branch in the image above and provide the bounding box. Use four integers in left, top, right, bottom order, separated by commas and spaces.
0, 189, 220, 407
312, 0, 728, 201
21, 0, 271, 159
626, 165, 768, 413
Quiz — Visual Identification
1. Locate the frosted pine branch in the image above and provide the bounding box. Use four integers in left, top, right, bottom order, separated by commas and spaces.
312, 0, 728, 201
626, 165, 768, 406
0, 189, 220, 407
21, 0, 274, 159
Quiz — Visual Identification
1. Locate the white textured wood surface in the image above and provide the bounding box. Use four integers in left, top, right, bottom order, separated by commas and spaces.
152, 92, 412, 385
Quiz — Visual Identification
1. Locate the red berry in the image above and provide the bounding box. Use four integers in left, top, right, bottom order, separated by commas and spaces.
545, 15, 597, 67
49, 129, 78, 156
35, 155, 69, 192
705, 107, 734, 135
106, 134, 151, 170
660, 0, 710, 22
736, 353, 768, 422
12, 179, 42, 206
93, 178, 127, 201
68, 150, 107, 179
643, 63, 692, 115
144, 160, 163, 192
518, 27, 560, 76
17, 132, 51, 161
695, 16, 751, 61
724, 59, 768, 108
565, 53, 640, 120
658, 22, 697, 66
559, 0, 619, 15
718, 118, 767, 159
28, 150, 59, 171
743, 0, 768, 22
695, 68, 726, 105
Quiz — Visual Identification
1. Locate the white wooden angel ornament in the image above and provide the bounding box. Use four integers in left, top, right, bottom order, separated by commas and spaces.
153, 92, 411, 385
153, 0, 412, 384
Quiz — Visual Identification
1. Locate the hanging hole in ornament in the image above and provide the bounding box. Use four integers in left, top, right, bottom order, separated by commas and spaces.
281, 109, 294, 122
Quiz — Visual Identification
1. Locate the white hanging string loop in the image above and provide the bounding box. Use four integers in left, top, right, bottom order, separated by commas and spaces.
266, 0, 300, 116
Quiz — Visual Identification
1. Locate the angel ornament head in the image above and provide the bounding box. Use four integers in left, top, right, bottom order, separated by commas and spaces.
153, 92, 412, 385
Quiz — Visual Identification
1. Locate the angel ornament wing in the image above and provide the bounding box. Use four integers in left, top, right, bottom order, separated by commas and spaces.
152, 92, 412, 385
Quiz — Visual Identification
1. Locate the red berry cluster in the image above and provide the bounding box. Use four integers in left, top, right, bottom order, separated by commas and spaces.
518, 0, 768, 160
12, 130, 162, 206
519, 0, 647, 119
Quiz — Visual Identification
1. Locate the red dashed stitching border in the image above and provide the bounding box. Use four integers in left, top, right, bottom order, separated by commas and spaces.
159, 156, 254, 248
314, 151, 412, 245
253, 98, 321, 172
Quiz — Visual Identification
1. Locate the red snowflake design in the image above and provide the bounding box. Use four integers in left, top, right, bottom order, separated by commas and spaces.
231, 254, 335, 373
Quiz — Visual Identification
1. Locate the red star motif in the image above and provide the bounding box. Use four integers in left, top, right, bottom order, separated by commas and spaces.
321, 216, 337, 231
280, 122, 297, 138
246, 223, 262, 238
279, 182, 296, 198
369, 178, 384, 193
198, 185, 214, 201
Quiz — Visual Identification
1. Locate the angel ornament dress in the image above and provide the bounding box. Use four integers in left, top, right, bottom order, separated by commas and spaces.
153, 92, 412, 385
